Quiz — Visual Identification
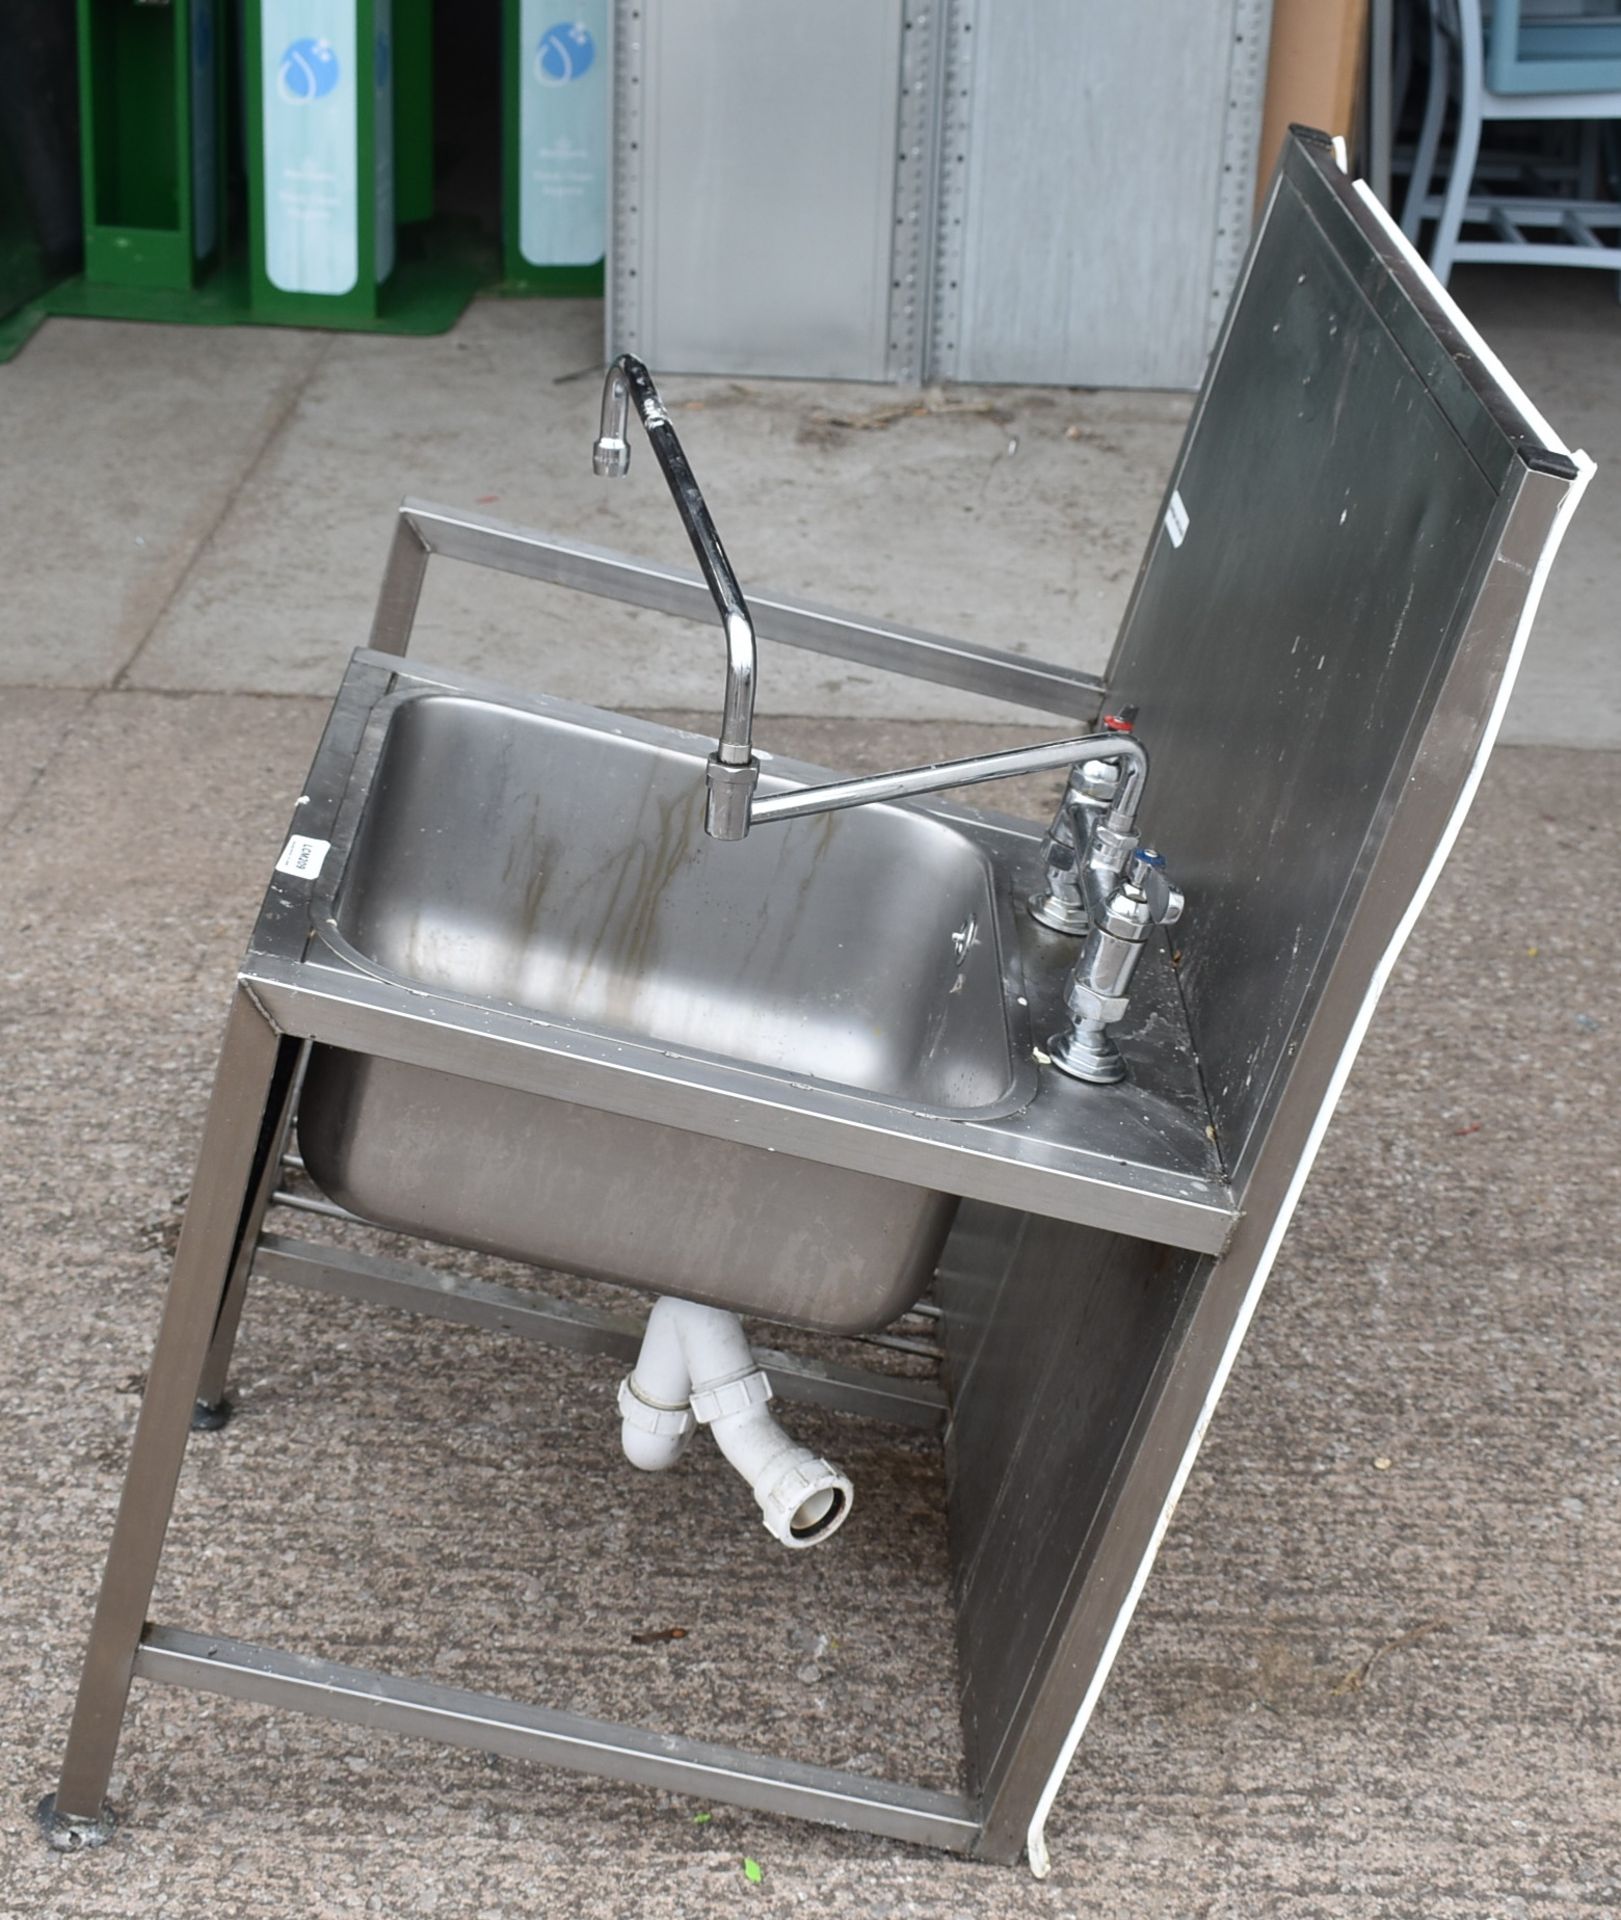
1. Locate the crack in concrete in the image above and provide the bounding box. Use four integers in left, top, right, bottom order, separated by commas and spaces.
0, 690, 98, 841
110, 336, 337, 692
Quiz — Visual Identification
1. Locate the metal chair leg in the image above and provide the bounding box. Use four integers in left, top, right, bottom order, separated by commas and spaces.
1402, 10, 1451, 239
1430, 97, 1482, 285
42, 990, 298, 1847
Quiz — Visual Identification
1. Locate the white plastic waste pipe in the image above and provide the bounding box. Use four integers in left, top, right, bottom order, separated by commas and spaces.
618, 1297, 854, 1548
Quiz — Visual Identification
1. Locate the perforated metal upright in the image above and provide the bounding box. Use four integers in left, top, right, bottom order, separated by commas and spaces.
607, 0, 1273, 387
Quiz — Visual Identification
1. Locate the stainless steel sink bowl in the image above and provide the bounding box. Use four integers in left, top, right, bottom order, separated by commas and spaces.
298, 688, 1037, 1332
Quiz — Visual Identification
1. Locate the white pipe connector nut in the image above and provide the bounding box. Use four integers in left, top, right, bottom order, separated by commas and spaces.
616, 1375, 698, 1473
618, 1297, 854, 1549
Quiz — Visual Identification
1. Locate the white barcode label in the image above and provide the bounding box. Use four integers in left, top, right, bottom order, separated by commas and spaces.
1165, 489, 1190, 548
275, 834, 331, 880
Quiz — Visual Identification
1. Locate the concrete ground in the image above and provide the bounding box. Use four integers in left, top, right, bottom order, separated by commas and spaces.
0, 263, 1617, 1916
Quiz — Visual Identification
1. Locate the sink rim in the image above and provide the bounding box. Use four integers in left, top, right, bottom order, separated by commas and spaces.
245, 649, 1234, 1257
307, 683, 1042, 1125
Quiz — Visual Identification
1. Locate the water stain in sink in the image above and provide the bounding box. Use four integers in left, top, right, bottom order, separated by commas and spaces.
356, 710, 1015, 1109
499, 764, 844, 1045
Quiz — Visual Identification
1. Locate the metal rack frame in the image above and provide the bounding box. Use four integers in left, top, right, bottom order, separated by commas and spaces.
40, 513, 1109, 1864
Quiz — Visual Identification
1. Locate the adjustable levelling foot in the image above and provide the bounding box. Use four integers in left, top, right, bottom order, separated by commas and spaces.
190, 1396, 234, 1432
36, 1793, 117, 1852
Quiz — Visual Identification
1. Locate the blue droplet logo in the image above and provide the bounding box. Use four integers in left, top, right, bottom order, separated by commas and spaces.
536, 21, 595, 85
277, 36, 341, 104
375, 27, 391, 90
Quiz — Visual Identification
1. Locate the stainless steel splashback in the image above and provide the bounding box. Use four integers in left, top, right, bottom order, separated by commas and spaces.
942, 132, 1588, 1863
1104, 130, 1580, 1190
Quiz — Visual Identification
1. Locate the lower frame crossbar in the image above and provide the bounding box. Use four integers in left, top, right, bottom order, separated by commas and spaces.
134, 1626, 980, 1851
256, 1233, 947, 1431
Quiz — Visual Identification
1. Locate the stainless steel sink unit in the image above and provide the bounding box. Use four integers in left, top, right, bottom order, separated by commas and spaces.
45, 134, 1592, 1872
291, 363, 1192, 1338
280, 658, 1220, 1331
298, 688, 1042, 1332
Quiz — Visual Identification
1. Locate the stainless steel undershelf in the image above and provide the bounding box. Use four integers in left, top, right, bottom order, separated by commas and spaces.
255, 1233, 948, 1430
133, 1626, 982, 1852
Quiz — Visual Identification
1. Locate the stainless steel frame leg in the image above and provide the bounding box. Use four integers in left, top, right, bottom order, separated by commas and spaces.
366, 512, 430, 655
42, 990, 297, 1847
192, 1043, 307, 1427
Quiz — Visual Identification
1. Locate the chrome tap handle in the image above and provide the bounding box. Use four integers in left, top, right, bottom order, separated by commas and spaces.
1129, 849, 1184, 928
1047, 847, 1183, 1087
1028, 757, 1129, 935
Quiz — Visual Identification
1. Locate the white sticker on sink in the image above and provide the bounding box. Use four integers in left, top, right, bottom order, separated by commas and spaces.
275, 834, 331, 880
1164, 488, 1189, 548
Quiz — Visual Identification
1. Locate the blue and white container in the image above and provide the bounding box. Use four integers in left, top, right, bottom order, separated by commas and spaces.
252, 0, 394, 314
515, 2, 607, 270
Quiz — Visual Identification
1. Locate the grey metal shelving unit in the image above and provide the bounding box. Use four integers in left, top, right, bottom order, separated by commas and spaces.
608, 0, 1274, 387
